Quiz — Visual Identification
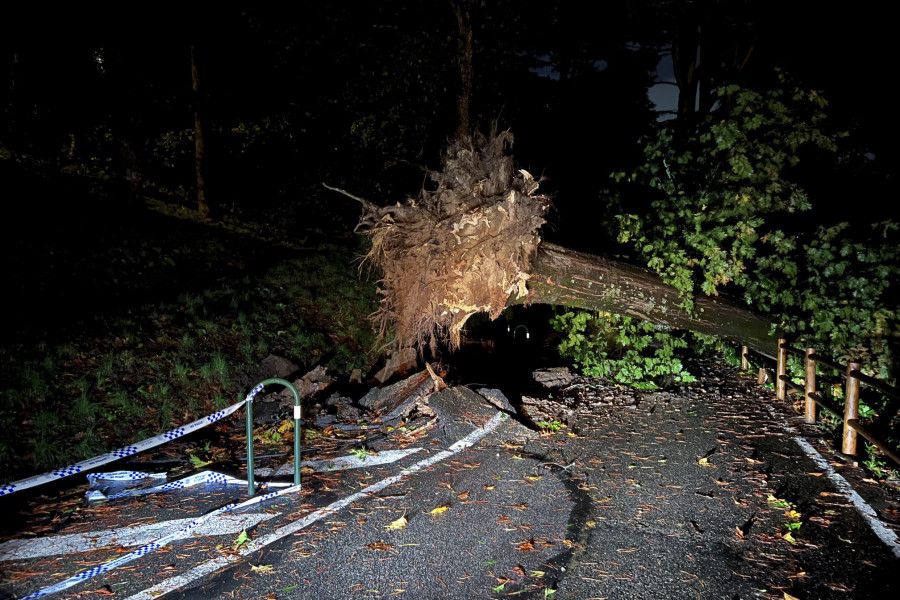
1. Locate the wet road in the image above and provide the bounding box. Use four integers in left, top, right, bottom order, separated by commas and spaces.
1, 360, 899, 599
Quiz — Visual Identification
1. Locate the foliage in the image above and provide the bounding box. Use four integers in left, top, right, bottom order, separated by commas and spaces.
0, 216, 379, 484
615, 73, 839, 303
862, 443, 897, 480
551, 310, 696, 389
611, 74, 900, 380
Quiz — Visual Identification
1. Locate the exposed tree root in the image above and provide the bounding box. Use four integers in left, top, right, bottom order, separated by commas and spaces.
352, 129, 550, 354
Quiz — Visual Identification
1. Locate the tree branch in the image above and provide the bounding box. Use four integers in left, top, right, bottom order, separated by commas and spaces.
322, 182, 370, 205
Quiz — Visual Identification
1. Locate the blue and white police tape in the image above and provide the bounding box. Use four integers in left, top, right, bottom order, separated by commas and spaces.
85, 470, 292, 501
0, 383, 266, 497
21, 477, 302, 599
86, 471, 168, 483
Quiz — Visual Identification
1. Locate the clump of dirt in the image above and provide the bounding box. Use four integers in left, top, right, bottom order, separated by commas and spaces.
356, 129, 550, 354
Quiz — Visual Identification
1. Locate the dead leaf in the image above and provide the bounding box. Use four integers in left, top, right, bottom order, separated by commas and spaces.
385, 515, 408, 530
783, 592, 801, 600
250, 564, 275, 574
516, 540, 536, 552
429, 504, 449, 515
365, 541, 395, 551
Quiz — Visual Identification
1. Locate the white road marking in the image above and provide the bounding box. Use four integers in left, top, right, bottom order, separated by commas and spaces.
254, 447, 424, 477
123, 411, 506, 600
793, 436, 900, 558
765, 403, 900, 559
0, 512, 278, 561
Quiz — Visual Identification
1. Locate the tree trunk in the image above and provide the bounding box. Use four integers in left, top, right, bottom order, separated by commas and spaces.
509, 242, 779, 354
449, 0, 473, 140
190, 42, 209, 219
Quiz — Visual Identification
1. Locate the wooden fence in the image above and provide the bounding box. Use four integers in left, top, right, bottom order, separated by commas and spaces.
739, 339, 900, 468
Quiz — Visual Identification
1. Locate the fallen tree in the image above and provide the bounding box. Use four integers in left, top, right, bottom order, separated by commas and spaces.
512, 242, 778, 353
327, 130, 779, 358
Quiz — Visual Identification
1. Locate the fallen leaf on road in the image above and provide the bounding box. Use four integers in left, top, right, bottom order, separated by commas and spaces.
365, 541, 395, 551
783, 592, 800, 600
386, 515, 408, 530
824, 582, 853, 592
250, 564, 275, 574
233, 530, 251, 551
429, 504, 449, 515
516, 540, 536, 552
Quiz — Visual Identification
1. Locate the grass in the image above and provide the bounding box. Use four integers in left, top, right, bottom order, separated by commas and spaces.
0, 208, 379, 484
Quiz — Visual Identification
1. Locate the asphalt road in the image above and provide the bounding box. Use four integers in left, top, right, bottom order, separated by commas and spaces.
1, 359, 899, 599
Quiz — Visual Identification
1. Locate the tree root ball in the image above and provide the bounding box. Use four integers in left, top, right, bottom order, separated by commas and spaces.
357, 129, 550, 354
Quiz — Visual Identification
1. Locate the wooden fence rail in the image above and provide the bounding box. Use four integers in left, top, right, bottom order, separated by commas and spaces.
739, 340, 900, 468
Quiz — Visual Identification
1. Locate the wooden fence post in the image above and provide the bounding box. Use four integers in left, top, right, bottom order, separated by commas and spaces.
776, 339, 787, 401
805, 348, 816, 423
740, 345, 749, 371
842, 362, 861, 455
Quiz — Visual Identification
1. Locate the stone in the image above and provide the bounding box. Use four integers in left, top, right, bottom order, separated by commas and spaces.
260, 354, 301, 380
373, 347, 418, 384
476, 388, 517, 414
532, 366, 575, 389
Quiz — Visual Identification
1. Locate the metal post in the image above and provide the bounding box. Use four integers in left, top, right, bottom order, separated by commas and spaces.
244, 378, 302, 496
246, 399, 255, 495
292, 388, 301, 487
805, 348, 817, 424
740, 345, 749, 372
776, 339, 787, 401
842, 362, 861, 455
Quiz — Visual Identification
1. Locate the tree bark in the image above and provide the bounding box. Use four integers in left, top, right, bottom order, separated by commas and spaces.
190, 42, 209, 219
510, 242, 780, 354
449, 0, 473, 140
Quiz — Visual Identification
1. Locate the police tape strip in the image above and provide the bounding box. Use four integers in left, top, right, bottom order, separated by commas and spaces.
21, 479, 303, 599
85, 470, 293, 501
0, 383, 266, 497
86, 471, 168, 483
24, 410, 506, 600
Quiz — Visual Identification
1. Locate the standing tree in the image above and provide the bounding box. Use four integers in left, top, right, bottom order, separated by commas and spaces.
191, 41, 209, 218
449, 0, 474, 141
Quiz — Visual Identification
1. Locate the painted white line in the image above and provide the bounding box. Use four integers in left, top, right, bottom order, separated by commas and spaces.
254, 447, 423, 477
792, 436, 900, 558
0, 513, 278, 561
764, 402, 900, 559
123, 411, 506, 600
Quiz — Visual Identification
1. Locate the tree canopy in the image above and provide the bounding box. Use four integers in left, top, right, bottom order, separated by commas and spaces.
2, 2, 895, 375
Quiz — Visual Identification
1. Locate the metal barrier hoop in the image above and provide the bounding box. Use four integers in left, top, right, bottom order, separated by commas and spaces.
244, 378, 301, 495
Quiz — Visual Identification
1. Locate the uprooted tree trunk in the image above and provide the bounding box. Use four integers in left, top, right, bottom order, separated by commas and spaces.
509, 243, 777, 352
338, 130, 778, 359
